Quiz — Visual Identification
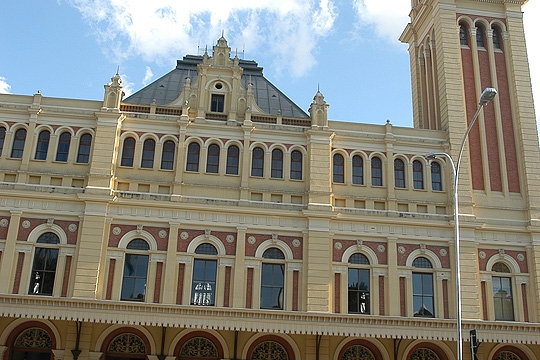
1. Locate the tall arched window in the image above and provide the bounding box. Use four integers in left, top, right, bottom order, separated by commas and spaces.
271, 149, 283, 178
251, 147, 264, 177
226, 145, 240, 175
206, 144, 220, 173
121, 137, 136, 167
394, 158, 405, 188
333, 153, 344, 183
348, 253, 370, 314
29, 232, 60, 296
11, 327, 53, 360
121, 239, 149, 301
290, 150, 302, 180
413, 160, 424, 189
459, 24, 468, 46
161, 140, 175, 170
352, 155, 363, 185
261, 248, 285, 310
186, 142, 200, 172
371, 157, 382, 186
141, 139, 155, 168
191, 243, 218, 306
34, 130, 50, 160
11, 128, 27, 159
476, 25, 485, 47
493, 27, 502, 49
76, 133, 92, 163
431, 162, 442, 191
55, 132, 71, 162
492, 262, 514, 321
0, 125, 5, 156
412, 257, 435, 317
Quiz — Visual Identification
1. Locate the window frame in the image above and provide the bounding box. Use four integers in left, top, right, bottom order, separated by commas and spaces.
160, 140, 175, 170
260, 248, 285, 310
347, 253, 371, 314
55, 132, 71, 162
431, 162, 442, 191
120, 137, 136, 167
394, 158, 406, 188
352, 155, 363, 185
120, 239, 150, 302
290, 150, 302, 180
34, 130, 50, 160
271, 148, 283, 179
210, 94, 225, 112
76, 133, 92, 164
206, 143, 220, 174
11, 128, 27, 159
226, 145, 240, 175
412, 257, 435, 318
140, 138, 156, 169
186, 142, 200, 172
0, 125, 6, 156
413, 160, 424, 190
191, 243, 218, 306
333, 153, 345, 183
29, 232, 60, 296
491, 262, 515, 321
251, 147, 264, 177
371, 156, 383, 186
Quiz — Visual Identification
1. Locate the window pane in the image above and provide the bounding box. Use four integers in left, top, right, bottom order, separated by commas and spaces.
195, 243, 218, 255
431, 162, 442, 191
290, 150, 302, 180
29, 247, 58, 296
121, 137, 135, 167
226, 145, 240, 175
251, 147, 264, 177
333, 153, 344, 183
206, 144, 220, 173
186, 142, 200, 171
35, 130, 50, 160
0, 126, 5, 156
352, 155, 363, 185
211, 94, 224, 112
460, 24, 468, 46
413, 160, 424, 189
77, 134, 92, 163
261, 263, 284, 309
56, 132, 71, 162
161, 140, 175, 170
271, 149, 283, 178
394, 159, 405, 188
121, 254, 148, 301
11, 128, 27, 158
141, 139, 155, 168
192, 259, 217, 306
348, 268, 370, 314
476, 26, 485, 47
371, 157, 382, 186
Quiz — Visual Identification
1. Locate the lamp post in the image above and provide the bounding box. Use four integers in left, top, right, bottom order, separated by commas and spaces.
425, 87, 497, 360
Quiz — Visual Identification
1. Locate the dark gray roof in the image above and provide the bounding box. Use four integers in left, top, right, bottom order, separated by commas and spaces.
123, 55, 309, 118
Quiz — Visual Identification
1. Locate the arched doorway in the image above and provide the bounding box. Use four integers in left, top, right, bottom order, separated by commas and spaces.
9, 326, 54, 360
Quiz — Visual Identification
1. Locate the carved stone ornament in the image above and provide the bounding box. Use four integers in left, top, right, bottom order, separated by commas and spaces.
158, 230, 167, 239
0, 218, 8, 227
478, 251, 487, 259
498, 249, 506, 258
292, 239, 301, 248
22, 220, 31, 229
398, 246, 406, 254
334, 241, 343, 250
439, 248, 447, 257
226, 234, 235, 243
205, 229, 211, 239
247, 236, 256, 245
377, 244, 385, 253
180, 231, 189, 240
136, 224, 143, 234
47, 218, 54, 228
112, 227, 122, 236
517, 253, 525, 262
68, 223, 77, 232
420, 244, 427, 253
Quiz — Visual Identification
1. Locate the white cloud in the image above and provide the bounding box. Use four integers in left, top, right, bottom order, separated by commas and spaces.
0, 76, 11, 94
352, 0, 410, 43
142, 66, 153, 86
67, 0, 337, 77
119, 73, 135, 98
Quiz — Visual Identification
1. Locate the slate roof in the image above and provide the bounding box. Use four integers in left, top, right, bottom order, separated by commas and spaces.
124, 55, 309, 119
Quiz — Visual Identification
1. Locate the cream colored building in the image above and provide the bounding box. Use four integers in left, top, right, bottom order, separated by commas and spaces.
0, 0, 539, 359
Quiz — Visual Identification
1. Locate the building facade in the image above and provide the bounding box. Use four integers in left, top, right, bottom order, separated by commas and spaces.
0, 0, 538, 359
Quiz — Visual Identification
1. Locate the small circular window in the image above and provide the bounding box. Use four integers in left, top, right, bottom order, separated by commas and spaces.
215, 83, 223, 89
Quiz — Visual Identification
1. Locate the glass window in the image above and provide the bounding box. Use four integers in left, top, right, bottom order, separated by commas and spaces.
413, 160, 424, 189
0, 126, 5, 156
206, 144, 220, 173
191, 243, 218, 306
251, 147, 264, 177
11, 128, 27, 159
476, 26, 485, 47
290, 150, 302, 180
271, 149, 283, 178
459, 24, 468, 46
431, 162, 442, 191
412, 257, 434, 317
493, 28, 501, 49
394, 159, 405, 188
76, 133, 92, 163
348, 253, 370, 314
492, 262, 514, 321
333, 153, 344, 183
34, 130, 50, 160
10, 327, 53, 360
261, 248, 285, 310
211, 94, 224, 112
105, 332, 147, 360
161, 140, 175, 170
251, 341, 288, 360
226, 145, 240, 175
141, 139, 155, 168
371, 157, 382, 186
186, 142, 200, 172
179, 337, 218, 359
55, 132, 71, 162
352, 155, 363, 185
29, 232, 60, 296
120, 137, 135, 167
121, 239, 149, 301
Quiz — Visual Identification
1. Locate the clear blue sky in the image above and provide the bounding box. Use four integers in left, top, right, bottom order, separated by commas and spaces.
0, 0, 538, 129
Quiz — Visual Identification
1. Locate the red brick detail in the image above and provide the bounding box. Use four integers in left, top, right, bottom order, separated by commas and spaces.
292, 270, 299, 311
0, 217, 9, 239
12, 252, 25, 294
17, 218, 79, 244
379, 276, 385, 316
337, 339, 384, 360
177, 263, 185, 305
4, 321, 58, 359
396, 244, 450, 268
106, 258, 116, 300
481, 281, 488, 320
108, 225, 169, 250
100, 327, 151, 354
442, 279, 449, 319
245, 233, 302, 259
173, 331, 224, 359
522, 283, 529, 322
224, 266, 231, 307
334, 273, 341, 313
154, 262, 163, 303
477, 249, 528, 272
246, 335, 296, 360
333, 239, 387, 264
61, 256, 72, 297
176, 229, 237, 255
246, 267, 253, 308
399, 277, 406, 317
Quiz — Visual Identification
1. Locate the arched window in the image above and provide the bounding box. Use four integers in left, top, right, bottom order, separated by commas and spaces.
430, 162, 442, 191
141, 139, 155, 168
0, 125, 5, 156
76, 133, 92, 163
226, 145, 240, 175
55, 132, 71, 162
493, 351, 522, 360
261, 248, 285, 310
206, 144, 220, 173
493, 28, 502, 49
251, 147, 264, 177
394, 158, 405, 188
340, 344, 375, 360
476, 25, 485, 47
413, 160, 424, 189
179, 337, 219, 359
371, 157, 382, 186
271, 149, 283, 178
290, 150, 302, 180
186, 142, 200, 172
120, 137, 136, 167
251, 341, 289, 360
191, 243, 218, 306
333, 153, 344, 183
412, 257, 434, 317
352, 155, 363, 185
105, 333, 147, 360
409, 348, 441, 360
121, 239, 149, 301
492, 262, 514, 321
11, 128, 27, 159
34, 130, 50, 160
459, 24, 468, 46
161, 140, 175, 170
348, 253, 370, 314
11, 327, 53, 360
29, 232, 60, 296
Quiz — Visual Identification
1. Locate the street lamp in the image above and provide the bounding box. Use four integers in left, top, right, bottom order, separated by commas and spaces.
425, 87, 497, 360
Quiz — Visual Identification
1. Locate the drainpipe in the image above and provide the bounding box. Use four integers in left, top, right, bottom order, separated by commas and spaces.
71, 321, 82, 360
